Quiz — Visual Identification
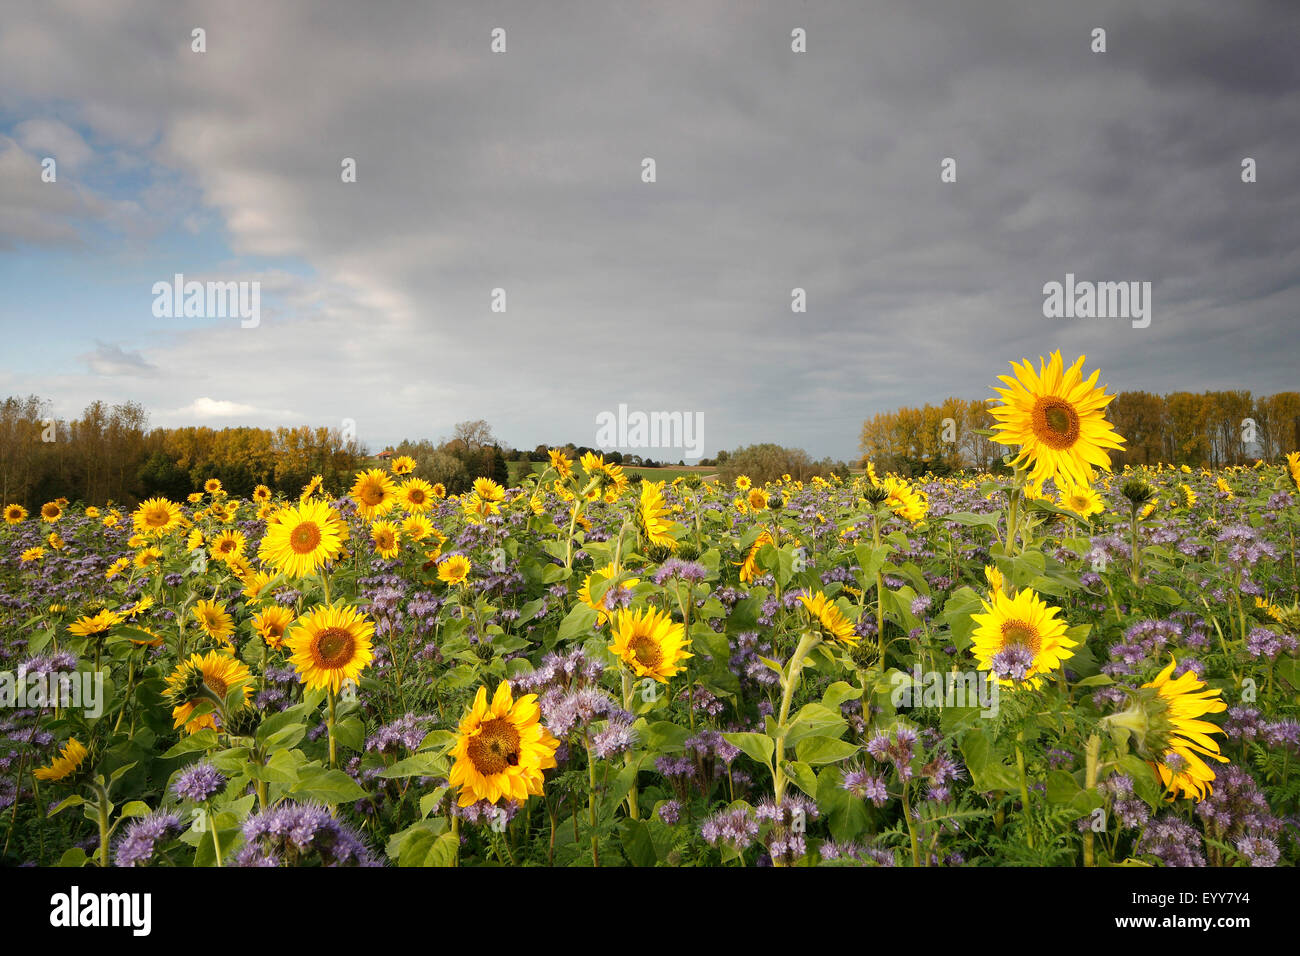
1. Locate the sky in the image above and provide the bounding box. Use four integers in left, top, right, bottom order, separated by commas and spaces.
1, 0, 1297, 462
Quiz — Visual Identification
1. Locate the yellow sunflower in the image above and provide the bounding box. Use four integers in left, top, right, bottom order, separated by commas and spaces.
253, 484, 272, 503
989, 352, 1126, 489
398, 478, 436, 514
20, 547, 45, 563
747, 487, 769, 512
285, 602, 375, 694
209, 529, 247, 564
3, 504, 26, 524
607, 607, 692, 683
134, 547, 163, 570
33, 738, 90, 783
370, 520, 401, 559
301, 474, 323, 500
68, 609, 123, 639
735, 530, 775, 584
548, 449, 573, 480
40, 501, 62, 522
258, 499, 346, 579
204, 478, 223, 495
1057, 481, 1104, 519
105, 557, 130, 579
1142, 660, 1229, 802
638, 481, 679, 551
391, 455, 416, 476
970, 587, 1077, 687
401, 514, 434, 542
880, 476, 928, 523
437, 554, 472, 586
132, 497, 185, 536
193, 599, 235, 645
449, 682, 560, 806
166, 651, 253, 734
798, 591, 858, 646
349, 468, 398, 521
252, 606, 295, 651
578, 563, 641, 625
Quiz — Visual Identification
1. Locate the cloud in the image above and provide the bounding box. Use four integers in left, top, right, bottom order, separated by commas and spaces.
0, 0, 1297, 458
79, 341, 157, 377
171, 397, 299, 421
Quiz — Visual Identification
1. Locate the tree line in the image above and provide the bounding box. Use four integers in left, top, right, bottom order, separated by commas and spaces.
859, 391, 1300, 476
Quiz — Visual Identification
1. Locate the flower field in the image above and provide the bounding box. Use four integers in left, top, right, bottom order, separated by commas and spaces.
2, 353, 1299, 868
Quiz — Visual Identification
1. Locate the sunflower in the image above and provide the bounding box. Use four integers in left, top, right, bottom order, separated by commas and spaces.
1057, 481, 1104, 519
132, 497, 185, 536
747, 487, 769, 512
638, 481, 679, 551
391, 454, 416, 476
370, 520, 401, 559
68, 609, 123, 638
209, 529, 247, 564
33, 738, 90, 783
984, 564, 1005, 599
3, 504, 26, 524
47, 532, 65, 550
40, 501, 62, 523
970, 587, 1077, 687
258, 499, 346, 579
166, 651, 253, 734
608, 607, 692, 683
437, 554, 471, 586
548, 449, 573, 480
84, 506, 100, 518
579, 563, 640, 625
193, 599, 235, 646
735, 529, 775, 584
461, 494, 499, 524
20, 547, 45, 563
102, 511, 121, 528
240, 568, 277, 604
734, 475, 752, 491
187, 528, 205, 552
253, 484, 272, 503
1117, 660, 1228, 802
989, 352, 1126, 489
285, 602, 375, 694
401, 513, 433, 542
204, 478, 223, 495
349, 468, 398, 521
301, 474, 323, 500
473, 477, 506, 503
105, 557, 130, 579
133, 547, 163, 570
187, 493, 204, 504
398, 478, 436, 513
880, 476, 928, 523
252, 606, 295, 651
798, 591, 858, 646
449, 682, 560, 807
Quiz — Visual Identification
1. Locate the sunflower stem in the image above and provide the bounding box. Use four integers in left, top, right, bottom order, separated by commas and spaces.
1083, 733, 1102, 867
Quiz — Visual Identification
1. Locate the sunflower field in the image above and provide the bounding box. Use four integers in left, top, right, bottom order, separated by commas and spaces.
2, 352, 1299, 869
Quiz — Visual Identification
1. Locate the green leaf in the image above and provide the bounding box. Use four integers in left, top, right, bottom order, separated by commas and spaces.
556, 602, 599, 641
291, 765, 367, 803
794, 735, 860, 766
722, 732, 775, 770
